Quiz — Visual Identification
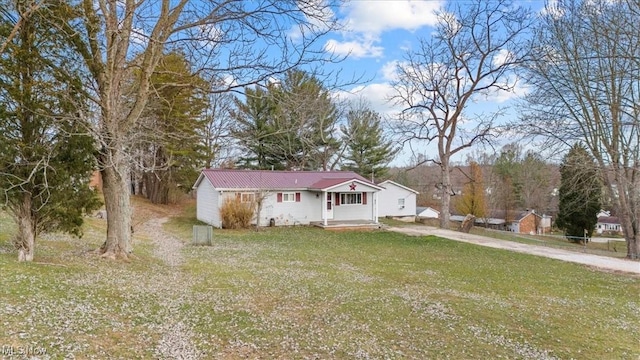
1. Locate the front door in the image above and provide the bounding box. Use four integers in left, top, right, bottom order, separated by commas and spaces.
326, 192, 334, 220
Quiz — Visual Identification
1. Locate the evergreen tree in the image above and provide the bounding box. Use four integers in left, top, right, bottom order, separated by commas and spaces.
556, 143, 602, 242
0, 2, 101, 261
271, 70, 340, 170
493, 144, 522, 222
132, 52, 208, 204
341, 103, 398, 180
231, 85, 281, 169
455, 161, 487, 218
232, 70, 340, 170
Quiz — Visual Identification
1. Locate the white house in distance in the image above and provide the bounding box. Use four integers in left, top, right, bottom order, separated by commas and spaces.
416, 206, 440, 219
377, 180, 418, 220
595, 210, 623, 235
193, 169, 384, 228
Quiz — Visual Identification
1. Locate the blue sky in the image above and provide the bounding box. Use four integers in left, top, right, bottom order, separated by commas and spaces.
314, 0, 546, 166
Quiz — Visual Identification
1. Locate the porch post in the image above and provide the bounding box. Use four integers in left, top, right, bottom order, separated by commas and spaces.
322, 190, 328, 226
373, 191, 378, 224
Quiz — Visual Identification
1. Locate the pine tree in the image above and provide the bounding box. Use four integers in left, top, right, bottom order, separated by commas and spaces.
231, 86, 281, 169
341, 103, 398, 181
556, 143, 602, 242
0, 2, 101, 261
131, 52, 209, 204
493, 144, 522, 222
232, 70, 340, 170
270, 70, 340, 170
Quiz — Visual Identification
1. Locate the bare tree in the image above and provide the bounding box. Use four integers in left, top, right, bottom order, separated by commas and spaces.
55, 0, 344, 259
391, 0, 532, 228
520, 0, 640, 259
202, 91, 237, 169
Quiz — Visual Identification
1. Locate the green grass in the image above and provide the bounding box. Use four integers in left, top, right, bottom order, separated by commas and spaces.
1, 204, 639, 359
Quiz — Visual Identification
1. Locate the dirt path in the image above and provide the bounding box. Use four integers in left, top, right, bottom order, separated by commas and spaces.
387, 225, 640, 275
138, 217, 201, 359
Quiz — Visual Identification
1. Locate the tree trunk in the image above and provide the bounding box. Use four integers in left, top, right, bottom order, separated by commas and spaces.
99, 157, 132, 260
609, 168, 640, 260
143, 171, 170, 204
16, 193, 36, 262
439, 161, 452, 229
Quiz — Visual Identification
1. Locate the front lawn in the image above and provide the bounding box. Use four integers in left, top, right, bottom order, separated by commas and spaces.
0, 204, 638, 359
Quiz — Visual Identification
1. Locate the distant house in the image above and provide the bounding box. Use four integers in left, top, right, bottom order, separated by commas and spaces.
416, 206, 440, 219
192, 169, 383, 228
377, 180, 418, 221
449, 213, 507, 230
475, 216, 507, 230
449, 209, 552, 234
507, 210, 552, 234
596, 210, 623, 235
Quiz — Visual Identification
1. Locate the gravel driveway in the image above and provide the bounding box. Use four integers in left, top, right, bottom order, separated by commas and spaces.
386, 226, 640, 275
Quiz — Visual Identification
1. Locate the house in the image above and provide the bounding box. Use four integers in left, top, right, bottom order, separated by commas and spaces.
449, 213, 506, 230
192, 169, 384, 228
416, 206, 440, 219
507, 210, 552, 234
377, 180, 418, 221
596, 210, 623, 235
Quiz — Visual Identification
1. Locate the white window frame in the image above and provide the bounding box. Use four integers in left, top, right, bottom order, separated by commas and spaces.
282, 192, 296, 202
340, 193, 362, 205
398, 198, 405, 208
240, 192, 255, 203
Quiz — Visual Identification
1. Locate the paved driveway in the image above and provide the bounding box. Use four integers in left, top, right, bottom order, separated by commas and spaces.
386, 225, 640, 275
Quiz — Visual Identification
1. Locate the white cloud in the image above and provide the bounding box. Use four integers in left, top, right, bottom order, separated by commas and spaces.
492, 49, 515, 67
483, 76, 531, 103
341, 0, 443, 35
380, 61, 401, 81
289, 0, 336, 41
336, 82, 400, 117
540, 0, 564, 18
324, 39, 383, 58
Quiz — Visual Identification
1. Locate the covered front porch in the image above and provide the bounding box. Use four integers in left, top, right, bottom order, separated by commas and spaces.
309, 179, 384, 227
310, 219, 383, 230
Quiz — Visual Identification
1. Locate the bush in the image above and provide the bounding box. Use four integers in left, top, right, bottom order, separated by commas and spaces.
220, 198, 254, 229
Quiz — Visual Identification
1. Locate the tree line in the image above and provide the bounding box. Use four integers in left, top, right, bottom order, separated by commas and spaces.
1, 0, 638, 261
0, 0, 397, 262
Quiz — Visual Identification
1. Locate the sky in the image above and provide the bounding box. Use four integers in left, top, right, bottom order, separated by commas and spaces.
312, 0, 547, 166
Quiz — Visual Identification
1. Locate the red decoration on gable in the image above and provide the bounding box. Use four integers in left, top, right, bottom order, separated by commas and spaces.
349, 182, 357, 191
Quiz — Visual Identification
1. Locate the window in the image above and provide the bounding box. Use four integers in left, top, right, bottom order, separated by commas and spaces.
398, 198, 405, 208
277, 192, 301, 203
282, 192, 296, 202
240, 193, 255, 203
340, 193, 362, 205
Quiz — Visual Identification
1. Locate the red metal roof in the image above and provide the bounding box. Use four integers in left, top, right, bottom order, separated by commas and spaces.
199, 169, 375, 190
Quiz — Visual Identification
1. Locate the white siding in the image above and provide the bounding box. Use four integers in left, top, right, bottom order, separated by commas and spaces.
257, 191, 321, 226
198, 186, 380, 227
333, 192, 374, 221
378, 182, 417, 217
196, 179, 221, 227
221, 191, 322, 226
329, 182, 379, 193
